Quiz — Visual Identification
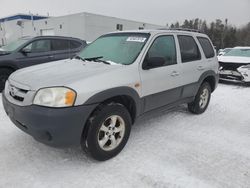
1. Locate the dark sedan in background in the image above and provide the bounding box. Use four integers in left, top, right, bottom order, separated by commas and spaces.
0, 36, 87, 91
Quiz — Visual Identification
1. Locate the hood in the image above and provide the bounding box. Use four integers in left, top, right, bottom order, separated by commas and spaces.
9, 59, 123, 90
0, 50, 11, 56
218, 56, 250, 64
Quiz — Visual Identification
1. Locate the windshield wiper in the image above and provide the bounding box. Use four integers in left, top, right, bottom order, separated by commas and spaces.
84, 56, 111, 65
73, 55, 85, 61
94, 59, 111, 65
83, 56, 103, 61
74, 56, 110, 65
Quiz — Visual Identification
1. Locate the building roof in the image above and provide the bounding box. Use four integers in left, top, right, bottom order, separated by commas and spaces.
0, 14, 48, 23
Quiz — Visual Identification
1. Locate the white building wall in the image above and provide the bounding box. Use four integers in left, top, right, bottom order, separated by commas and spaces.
22, 13, 86, 40
1, 12, 162, 45
83, 12, 160, 41
0, 19, 25, 45
22, 12, 161, 42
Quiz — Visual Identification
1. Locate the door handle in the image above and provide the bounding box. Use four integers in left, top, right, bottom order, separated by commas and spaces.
197, 66, 205, 71
171, 71, 180, 77
48, 55, 54, 59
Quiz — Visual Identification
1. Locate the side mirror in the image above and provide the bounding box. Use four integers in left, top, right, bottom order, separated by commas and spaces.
143, 57, 165, 70
21, 48, 31, 54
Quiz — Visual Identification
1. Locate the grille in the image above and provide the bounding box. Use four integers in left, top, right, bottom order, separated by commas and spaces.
8, 84, 29, 103
219, 62, 248, 71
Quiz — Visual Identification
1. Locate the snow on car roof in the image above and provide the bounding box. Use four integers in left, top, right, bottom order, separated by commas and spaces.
234, 46, 250, 49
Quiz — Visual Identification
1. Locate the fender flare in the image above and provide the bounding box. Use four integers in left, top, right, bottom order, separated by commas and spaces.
197, 70, 219, 92
84, 86, 142, 117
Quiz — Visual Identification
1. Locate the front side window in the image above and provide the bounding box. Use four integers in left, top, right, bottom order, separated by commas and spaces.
197, 37, 215, 58
78, 33, 150, 65
178, 35, 201, 63
145, 35, 177, 67
24, 40, 51, 53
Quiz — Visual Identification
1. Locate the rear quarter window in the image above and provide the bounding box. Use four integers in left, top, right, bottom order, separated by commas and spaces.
70, 40, 84, 49
197, 37, 215, 58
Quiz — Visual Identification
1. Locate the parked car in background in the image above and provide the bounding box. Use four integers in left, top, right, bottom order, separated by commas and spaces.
2, 29, 219, 161
0, 36, 87, 91
218, 46, 250, 84
218, 48, 232, 56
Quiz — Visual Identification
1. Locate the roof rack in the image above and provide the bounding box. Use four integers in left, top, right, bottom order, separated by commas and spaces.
158, 28, 202, 33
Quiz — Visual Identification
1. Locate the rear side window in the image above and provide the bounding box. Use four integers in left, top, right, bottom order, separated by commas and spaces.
178, 35, 201, 63
70, 40, 83, 49
197, 37, 215, 58
51, 39, 70, 51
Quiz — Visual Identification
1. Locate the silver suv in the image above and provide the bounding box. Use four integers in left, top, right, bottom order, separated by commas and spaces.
2, 29, 219, 161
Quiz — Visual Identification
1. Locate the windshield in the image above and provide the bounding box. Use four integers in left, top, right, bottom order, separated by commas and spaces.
224, 48, 250, 57
77, 33, 150, 65
1, 38, 29, 52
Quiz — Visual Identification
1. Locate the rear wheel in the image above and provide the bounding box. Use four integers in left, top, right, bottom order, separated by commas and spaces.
82, 103, 132, 161
188, 82, 211, 114
0, 68, 13, 92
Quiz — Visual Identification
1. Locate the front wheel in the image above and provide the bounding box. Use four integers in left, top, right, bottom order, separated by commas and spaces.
82, 103, 132, 161
188, 82, 211, 114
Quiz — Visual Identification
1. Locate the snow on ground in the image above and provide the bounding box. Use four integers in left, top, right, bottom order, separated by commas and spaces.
0, 84, 250, 188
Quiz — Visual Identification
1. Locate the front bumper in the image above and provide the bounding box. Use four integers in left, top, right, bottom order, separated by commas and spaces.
219, 70, 249, 83
2, 93, 97, 147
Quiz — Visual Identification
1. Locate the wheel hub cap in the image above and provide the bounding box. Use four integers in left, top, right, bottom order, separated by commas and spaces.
199, 88, 209, 109
98, 115, 125, 151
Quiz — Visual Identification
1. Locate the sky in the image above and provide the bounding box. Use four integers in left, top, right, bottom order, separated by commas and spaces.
0, 0, 249, 27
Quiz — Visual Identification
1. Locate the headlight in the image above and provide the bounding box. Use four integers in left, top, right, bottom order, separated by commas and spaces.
33, 87, 76, 107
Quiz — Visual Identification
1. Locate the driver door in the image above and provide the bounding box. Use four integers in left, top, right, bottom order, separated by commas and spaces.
16, 39, 55, 68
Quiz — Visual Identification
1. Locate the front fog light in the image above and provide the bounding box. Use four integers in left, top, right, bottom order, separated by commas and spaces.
33, 87, 76, 107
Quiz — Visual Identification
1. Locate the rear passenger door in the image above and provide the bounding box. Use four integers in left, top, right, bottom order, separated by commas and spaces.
177, 35, 204, 98
140, 35, 183, 112
51, 39, 84, 61
51, 39, 72, 61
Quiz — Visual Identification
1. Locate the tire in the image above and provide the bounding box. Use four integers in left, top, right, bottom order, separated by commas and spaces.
0, 68, 13, 92
188, 82, 211, 114
82, 103, 132, 161
245, 82, 250, 87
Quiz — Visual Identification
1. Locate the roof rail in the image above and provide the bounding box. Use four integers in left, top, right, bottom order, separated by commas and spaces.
158, 28, 202, 33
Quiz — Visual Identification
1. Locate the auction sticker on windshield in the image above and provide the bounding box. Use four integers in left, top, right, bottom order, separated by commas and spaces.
126, 37, 147, 42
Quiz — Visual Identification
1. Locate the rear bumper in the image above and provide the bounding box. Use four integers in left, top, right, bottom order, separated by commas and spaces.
2, 92, 97, 147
